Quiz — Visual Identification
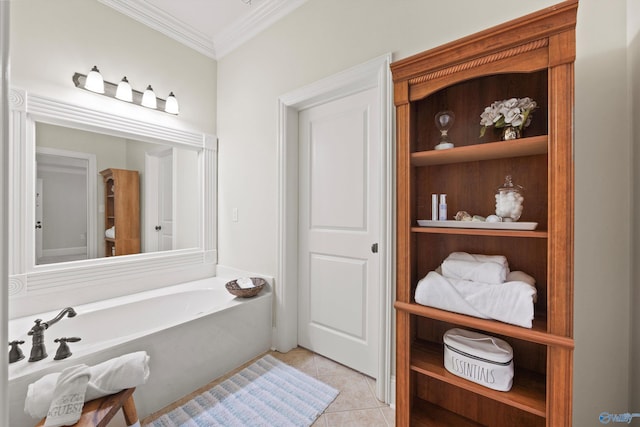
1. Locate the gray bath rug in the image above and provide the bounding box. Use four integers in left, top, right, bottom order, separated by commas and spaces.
148, 354, 338, 426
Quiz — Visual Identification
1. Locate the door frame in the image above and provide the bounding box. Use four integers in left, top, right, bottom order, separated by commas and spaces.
275, 54, 394, 403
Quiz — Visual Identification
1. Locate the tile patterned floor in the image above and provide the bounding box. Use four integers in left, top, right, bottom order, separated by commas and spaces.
142, 347, 395, 427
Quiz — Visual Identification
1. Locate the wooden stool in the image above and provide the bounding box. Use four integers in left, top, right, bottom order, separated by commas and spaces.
36, 387, 138, 427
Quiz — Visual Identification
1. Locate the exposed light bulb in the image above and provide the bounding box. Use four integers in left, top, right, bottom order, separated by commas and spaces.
84, 65, 105, 94
141, 85, 157, 109
164, 92, 179, 115
115, 76, 133, 102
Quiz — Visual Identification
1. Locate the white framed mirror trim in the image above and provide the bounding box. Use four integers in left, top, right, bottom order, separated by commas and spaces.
8, 88, 217, 317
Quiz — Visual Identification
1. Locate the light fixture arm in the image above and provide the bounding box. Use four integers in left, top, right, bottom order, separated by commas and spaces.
72, 72, 178, 115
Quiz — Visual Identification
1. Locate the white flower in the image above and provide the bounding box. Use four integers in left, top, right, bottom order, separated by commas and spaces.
502, 107, 521, 124
502, 98, 519, 108
480, 106, 499, 126
479, 97, 537, 137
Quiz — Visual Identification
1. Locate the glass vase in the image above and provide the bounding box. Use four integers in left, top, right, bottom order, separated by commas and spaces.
501, 126, 522, 141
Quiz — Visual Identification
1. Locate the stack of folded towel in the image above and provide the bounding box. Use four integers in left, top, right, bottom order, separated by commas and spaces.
25, 351, 149, 427
414, 252, 537, 328
105, 226, 115, 239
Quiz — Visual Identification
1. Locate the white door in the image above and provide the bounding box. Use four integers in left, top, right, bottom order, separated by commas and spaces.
35, 178, 43, 262
145, 149, 174, 252
298, 87, 380, 377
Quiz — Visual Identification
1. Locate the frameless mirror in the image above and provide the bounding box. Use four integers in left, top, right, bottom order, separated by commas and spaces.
34, 123, 200, 265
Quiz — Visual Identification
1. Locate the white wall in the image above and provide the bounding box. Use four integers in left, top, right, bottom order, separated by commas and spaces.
0, 2, 10, 425
217, 0, 635, 424
574, 1, 632, 423
630, 0, 640, 412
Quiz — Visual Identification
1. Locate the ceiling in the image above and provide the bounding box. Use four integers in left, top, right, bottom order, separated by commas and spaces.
98, 0, 308, 59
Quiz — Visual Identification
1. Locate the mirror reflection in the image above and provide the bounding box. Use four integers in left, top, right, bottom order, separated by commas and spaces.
35, 123, 200, 265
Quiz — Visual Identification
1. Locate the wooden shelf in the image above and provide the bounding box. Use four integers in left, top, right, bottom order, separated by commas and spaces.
395, 301, 574, 349
411, 136, 547, 167
412, 399, 482, 427
411, 341, 546, 417
411, 226, 548, 239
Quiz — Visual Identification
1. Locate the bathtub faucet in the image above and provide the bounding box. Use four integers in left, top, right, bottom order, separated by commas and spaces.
27, 307, 77, 362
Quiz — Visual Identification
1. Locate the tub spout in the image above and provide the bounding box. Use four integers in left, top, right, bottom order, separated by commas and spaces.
44, 307, 77, 328
27, 307, 77, 362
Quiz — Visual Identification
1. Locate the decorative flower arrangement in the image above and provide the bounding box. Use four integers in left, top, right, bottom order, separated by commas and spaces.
479, 97, 537, 138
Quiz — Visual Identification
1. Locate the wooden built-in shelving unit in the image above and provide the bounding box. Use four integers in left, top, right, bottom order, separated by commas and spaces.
100, 168, 140, 257
391, 1, 577, 425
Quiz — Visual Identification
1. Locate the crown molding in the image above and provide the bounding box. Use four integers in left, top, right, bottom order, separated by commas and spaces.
98, 0, 217, 59
98, 0, 309, 60
214, 0, 309, 59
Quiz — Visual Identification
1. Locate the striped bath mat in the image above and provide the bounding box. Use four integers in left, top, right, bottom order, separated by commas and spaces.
148, 354, 338, 427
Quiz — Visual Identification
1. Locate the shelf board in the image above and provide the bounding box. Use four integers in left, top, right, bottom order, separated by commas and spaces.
412, 398, 482, 427
411, 341, 546, 418
411, 135, 548, 166
394, 301, 574, 348
411, 226, 547, 238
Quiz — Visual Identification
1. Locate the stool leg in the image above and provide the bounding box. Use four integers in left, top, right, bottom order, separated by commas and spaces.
122, 394, 139, 427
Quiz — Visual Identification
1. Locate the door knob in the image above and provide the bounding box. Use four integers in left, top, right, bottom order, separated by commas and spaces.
371, 243, 378, 253
155, 225, 162, 231
35, 221, 42, 229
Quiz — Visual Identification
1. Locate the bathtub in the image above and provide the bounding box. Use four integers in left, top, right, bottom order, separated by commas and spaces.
8, 275, 273, 427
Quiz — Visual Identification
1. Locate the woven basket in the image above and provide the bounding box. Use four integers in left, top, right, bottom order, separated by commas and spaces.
225, 277, 266, 298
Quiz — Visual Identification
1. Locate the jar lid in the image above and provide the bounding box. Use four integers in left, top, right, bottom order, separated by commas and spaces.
497, 175, 524, 193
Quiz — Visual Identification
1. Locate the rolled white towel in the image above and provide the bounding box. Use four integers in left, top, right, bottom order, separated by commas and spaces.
441, 259, 508, 284
506, 270, 535, 286
441, 252, 509, 284
414, 271, 536, 328
446, 251, 509, 268
506, 270, 537, 302
25, 351, 150, 420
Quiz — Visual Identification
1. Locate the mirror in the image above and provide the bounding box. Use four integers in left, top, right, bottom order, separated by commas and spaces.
35, 123, 199, 265
8, 88, 217, 303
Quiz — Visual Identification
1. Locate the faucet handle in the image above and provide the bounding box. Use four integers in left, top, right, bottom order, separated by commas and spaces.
9, 340, 26, 363
53, 337, 81, 360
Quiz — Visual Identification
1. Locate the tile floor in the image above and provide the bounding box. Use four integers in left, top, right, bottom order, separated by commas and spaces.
142, 347, 395, 427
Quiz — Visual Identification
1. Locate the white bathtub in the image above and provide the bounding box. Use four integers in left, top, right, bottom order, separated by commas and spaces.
8, 275, 273, 427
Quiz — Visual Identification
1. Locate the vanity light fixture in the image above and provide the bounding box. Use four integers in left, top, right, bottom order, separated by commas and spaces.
72, 67, 179, 115
115, 76, 133, 102
84, 66, 105, 94
141, 85, 157, 109
165, 92, 179, 115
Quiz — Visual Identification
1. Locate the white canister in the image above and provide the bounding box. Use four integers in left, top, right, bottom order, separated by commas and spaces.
443, 328, 514, 392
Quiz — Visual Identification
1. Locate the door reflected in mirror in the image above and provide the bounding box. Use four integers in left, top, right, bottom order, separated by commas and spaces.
35, 123, 200, 265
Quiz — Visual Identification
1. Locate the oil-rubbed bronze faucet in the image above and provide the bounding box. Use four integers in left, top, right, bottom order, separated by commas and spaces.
27, 307, 77, 362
